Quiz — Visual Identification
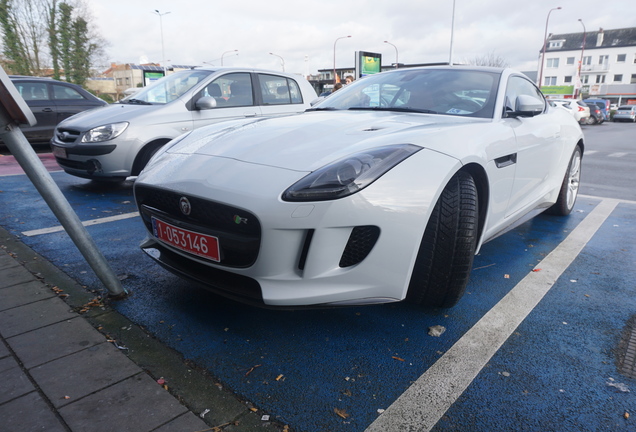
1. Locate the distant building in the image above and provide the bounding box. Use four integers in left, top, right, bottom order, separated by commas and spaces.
86, 63, 198, 100
537, 27, 636, 105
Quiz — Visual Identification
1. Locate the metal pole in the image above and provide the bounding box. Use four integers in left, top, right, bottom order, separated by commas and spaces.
538, 7, 562, 89
384, 41, 399, 68
0, 120, 126, 297
449, 0, 456, 65
269, 52, 285, 72
333, 35, 351, 84
575, 19, 587, 99
154, 10, 170, 72
221, 50, 238, 66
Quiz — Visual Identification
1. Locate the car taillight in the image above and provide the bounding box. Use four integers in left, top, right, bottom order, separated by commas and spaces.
578, 106, 585, 112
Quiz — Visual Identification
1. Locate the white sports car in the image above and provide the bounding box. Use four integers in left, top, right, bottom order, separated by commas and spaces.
134, 66, 584, 308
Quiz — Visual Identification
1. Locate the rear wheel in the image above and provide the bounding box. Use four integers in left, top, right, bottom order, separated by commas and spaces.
406, 171, 478, 308
546, 145, 582, 216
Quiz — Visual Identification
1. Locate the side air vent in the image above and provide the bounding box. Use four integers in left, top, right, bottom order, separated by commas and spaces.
339, 226, 380, 268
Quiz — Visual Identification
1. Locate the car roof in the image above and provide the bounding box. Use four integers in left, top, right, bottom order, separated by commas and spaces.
190, 66, 308, 79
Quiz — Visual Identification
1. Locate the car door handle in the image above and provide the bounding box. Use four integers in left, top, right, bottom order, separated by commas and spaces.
495, 153, 517, 168
41, 108, 53, 112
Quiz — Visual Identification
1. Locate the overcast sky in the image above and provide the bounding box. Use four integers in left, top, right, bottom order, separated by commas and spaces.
89, 0, 634, 75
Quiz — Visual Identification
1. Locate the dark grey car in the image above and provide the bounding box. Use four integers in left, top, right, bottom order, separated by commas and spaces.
7, 76, 107, 144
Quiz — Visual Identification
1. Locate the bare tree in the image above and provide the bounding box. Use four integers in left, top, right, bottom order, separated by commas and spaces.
464, 51, 509, 68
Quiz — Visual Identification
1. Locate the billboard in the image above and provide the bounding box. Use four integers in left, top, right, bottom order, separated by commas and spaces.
143, 71, 165, 87
355, 51, 382, 79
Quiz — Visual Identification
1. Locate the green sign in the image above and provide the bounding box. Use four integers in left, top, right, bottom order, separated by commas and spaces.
541, 85, 574, 95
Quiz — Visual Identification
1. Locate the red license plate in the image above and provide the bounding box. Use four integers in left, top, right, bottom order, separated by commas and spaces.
152, 217, 220, 262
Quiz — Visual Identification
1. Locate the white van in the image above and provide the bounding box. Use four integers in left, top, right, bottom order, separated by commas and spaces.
50, 67, 318, 181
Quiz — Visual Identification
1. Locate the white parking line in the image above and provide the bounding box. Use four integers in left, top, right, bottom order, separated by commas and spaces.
608, 152, 628, 158
365, 198, 619, 432
584, 150, 598, 155
21, 212, 140, 237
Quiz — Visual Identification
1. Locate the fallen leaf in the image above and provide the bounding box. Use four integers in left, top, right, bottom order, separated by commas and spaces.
275, 374, 284, 381
532, 268, 542, 272
625, 412, 630, 419
504, 274, 510, 279
245, 364, 261, 376
334, 408, 350, 419
392, 356, 405, 362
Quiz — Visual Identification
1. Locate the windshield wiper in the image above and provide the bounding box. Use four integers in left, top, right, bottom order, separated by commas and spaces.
125, 98, 153, 105
349, 106, 438, 114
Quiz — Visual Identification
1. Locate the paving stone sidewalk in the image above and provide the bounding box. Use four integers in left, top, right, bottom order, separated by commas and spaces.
0, 230, 275, 432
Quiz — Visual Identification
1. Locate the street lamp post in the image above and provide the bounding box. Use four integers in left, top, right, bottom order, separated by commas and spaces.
538, 6, 562, 88
575, 19, 587, 99
153, 10, 170, 71
384, 40, 399, 68
221, 50, 238, 66
269, 52, 285, 72
333, 35, 351, 84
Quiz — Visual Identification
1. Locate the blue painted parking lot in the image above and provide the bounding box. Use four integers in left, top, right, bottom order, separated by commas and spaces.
1, 151, 635, 430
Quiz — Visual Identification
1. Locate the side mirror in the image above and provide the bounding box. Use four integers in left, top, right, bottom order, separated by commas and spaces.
508, 94, 544, 118
195, 96, 217, 110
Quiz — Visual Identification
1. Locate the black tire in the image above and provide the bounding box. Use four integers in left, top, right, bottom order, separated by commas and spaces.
131, 142, 165, 176
546, 145, 582, 216
406, 171, 478, 308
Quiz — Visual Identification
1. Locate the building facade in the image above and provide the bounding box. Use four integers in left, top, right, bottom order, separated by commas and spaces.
537, 27, 636, 105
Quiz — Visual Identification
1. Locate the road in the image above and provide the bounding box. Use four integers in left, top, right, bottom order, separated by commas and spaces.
1, 121, 635, 431
578, 121, 636, 201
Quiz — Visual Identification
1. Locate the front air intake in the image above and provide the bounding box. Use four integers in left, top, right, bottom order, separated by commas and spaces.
339, 226, 380, 268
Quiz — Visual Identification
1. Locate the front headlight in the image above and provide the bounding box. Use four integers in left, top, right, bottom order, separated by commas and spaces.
81, 122, 129, 143
282, 144, 421, 202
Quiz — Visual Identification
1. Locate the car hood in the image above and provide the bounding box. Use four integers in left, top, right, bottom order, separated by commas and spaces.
57, 103, 164, 129
168, 111, 485, 172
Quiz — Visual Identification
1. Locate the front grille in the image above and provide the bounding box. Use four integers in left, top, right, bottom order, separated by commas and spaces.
55, 127, 82, 144
339, 226, 380, 268
135, 185, 261, 268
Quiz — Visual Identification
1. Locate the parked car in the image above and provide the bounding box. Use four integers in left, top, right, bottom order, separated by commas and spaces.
612, 105, 636, 122
549, 98, 590, 123
50, 68, 318, 182
5, 76, 107, 144
583, 98, 609, 121
584, 102, 604, 125
134, 66, 584, 309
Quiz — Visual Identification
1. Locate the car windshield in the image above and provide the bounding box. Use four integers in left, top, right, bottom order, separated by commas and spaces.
120, 69, 213, 105
312, 68, 499, 119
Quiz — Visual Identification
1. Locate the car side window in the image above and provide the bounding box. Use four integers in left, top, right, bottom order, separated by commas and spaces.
18, 83, 49, 101
258, 74, 303, 105
221, 73, 253, 107
504, 76, 546, 115
52, 84, 84, 100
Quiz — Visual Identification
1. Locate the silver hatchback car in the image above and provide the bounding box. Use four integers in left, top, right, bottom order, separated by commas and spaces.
50, 68, 318, 181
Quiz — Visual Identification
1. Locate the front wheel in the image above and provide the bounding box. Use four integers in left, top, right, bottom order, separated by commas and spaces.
406, 171, 478, 308
546, 145, 582, 216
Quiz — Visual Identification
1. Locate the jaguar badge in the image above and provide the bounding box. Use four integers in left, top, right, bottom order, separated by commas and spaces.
179, 197, 191, 216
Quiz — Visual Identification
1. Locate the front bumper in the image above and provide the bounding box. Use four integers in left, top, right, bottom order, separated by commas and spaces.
134, 149, 459, 307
